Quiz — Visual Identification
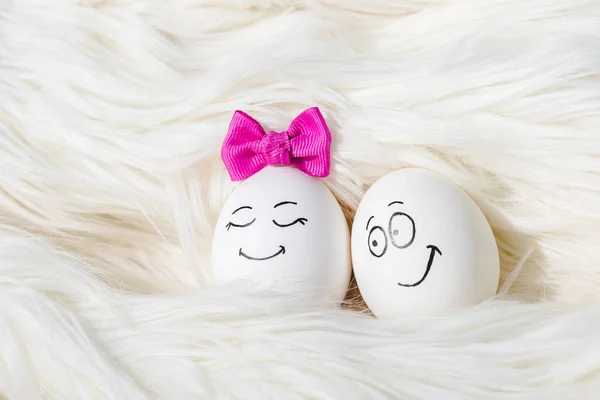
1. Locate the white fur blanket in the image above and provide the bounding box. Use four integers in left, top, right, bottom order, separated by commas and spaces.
1, 0, 600, 398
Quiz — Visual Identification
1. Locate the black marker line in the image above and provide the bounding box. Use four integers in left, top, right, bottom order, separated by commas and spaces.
274, 201, 297, 208
388, 212, 416, 249
239, 246, 286, 261
397, 245, 441, 287
388, 201, 404, 207
273, 217, 308, 228
368, 225, 388, 258
232, 205, 252, 214
226, 218, 256, 231
366, 216, 374, 231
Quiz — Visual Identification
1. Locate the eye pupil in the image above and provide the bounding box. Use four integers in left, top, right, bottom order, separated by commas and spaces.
393, 229, 399, 236
372, 240, 378, 247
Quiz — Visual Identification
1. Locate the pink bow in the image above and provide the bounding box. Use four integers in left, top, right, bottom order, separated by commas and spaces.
221, 107, 332, 181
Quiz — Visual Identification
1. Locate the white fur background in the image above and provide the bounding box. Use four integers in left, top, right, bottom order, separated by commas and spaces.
1, 0, 600, 398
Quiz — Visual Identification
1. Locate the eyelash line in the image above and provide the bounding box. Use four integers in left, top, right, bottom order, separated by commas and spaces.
226, 218, 256, 231
272, 217, 308, 228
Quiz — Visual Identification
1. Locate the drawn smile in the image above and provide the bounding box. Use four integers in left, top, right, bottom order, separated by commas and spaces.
239, 245, 286, 261
398, 245, 442, 287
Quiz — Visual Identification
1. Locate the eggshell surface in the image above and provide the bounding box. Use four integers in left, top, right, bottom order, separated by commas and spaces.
212, 166, 351, 301
351, 168, 500, 318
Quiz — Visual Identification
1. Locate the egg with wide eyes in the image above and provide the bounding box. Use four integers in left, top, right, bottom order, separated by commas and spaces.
211, 166, 351, 301
351, 168, 500, 318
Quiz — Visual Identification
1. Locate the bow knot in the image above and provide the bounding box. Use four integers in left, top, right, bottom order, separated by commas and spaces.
221, 107, 331, 181
261, 131, 292, 166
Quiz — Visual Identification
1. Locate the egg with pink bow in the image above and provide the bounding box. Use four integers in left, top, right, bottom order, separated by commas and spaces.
211, 108, 351, 301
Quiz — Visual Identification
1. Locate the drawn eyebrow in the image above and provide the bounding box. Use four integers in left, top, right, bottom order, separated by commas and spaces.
232, 205, 252, 214
366, 216, 374, 231
274, 201, 297, 208
388, 201, 404, 207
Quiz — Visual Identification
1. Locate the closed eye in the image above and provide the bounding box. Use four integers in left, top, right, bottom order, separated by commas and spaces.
226, 218, 256, 231
273, 217, 308, 228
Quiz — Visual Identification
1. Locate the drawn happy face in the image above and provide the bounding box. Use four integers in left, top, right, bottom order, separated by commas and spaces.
352, 168, 500, 318
212, 166, 351, 301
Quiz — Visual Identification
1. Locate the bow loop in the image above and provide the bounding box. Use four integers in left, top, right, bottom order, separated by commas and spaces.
221, 107, 331, 181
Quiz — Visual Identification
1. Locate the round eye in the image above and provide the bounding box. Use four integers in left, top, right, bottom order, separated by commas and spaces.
388, 212, 415, 249
368, 226, 388, 258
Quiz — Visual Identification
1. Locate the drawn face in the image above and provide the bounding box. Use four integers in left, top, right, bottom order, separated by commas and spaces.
212, 166, 351, 301
351, 169, 500, 318
364, 200, 442, 287
227, 200, 308, 261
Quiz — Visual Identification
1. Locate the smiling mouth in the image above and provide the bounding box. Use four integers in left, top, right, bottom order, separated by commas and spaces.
239, 246, 286, 261
398, 245, 442, 287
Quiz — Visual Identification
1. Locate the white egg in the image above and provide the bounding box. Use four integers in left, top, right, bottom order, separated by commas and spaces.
351, 168, 500, 318
212, 166, 351, 301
